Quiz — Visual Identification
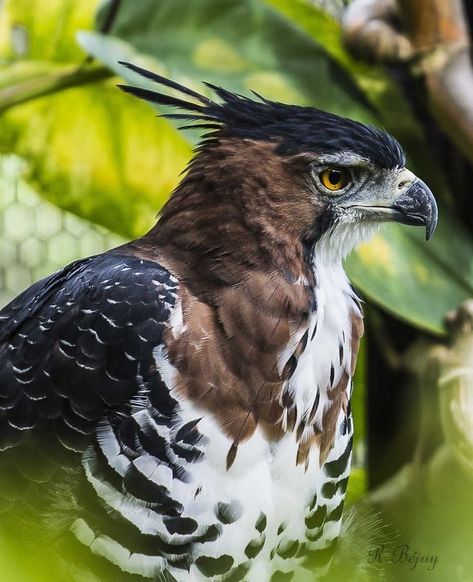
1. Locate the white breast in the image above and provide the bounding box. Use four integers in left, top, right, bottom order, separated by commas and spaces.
279, 260, 357, 440
92, 264, 359, 582
163, 401, 348, 582
167, 263, 358, 580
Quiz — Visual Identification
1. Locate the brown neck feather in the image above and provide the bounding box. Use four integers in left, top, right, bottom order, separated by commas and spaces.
133, 138, 317, 298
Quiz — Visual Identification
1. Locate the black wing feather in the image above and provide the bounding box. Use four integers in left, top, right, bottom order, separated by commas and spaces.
0, 251, 178, 452
0, 258, 93, 343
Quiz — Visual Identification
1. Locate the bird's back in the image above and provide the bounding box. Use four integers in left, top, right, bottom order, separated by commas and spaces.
0, 251, 177, 454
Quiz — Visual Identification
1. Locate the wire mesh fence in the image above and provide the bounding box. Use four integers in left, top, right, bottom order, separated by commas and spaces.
0, 155, 124, 308
309, 0, 351, 17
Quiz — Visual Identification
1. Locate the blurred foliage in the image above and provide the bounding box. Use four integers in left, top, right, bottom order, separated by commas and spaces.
0, 0, 192, 238
1, 0, 473, 581
364, 446, 473, 582
0, 0, 95, 61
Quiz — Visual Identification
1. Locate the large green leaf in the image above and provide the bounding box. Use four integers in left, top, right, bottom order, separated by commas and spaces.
346, 219, 473, 335
0, 78, 191, 238
82, 0, 377, 122
0, 1, 192, 238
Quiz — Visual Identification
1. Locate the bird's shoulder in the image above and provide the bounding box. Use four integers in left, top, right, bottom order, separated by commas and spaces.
0, 251, 177, 341
0, 250, 179, 452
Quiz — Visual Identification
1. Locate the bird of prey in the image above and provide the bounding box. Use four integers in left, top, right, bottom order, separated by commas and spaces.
0, 62, 437, 582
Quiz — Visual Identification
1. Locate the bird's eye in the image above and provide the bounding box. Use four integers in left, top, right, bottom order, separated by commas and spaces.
319, 168, 350, 192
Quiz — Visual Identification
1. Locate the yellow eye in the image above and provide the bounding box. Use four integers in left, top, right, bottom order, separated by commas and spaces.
319, 168, 350, 192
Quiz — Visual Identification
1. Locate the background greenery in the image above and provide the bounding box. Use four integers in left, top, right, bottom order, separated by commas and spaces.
1, 0, 472, 580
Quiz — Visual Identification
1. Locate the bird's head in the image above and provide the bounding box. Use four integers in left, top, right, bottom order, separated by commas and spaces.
119, 63, 437, 278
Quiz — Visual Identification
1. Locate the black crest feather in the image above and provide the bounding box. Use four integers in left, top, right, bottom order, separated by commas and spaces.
118, 61, 405, 169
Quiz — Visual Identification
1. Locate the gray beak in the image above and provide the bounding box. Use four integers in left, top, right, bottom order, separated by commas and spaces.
390, 179, 438, 240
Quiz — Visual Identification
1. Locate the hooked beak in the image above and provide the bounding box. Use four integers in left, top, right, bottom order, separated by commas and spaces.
343, 177, 438, 241
390, 179, 438, 240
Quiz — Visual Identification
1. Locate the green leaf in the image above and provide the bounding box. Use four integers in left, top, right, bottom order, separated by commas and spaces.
0, 0, 99, 63
82, 0, 376, 122
0, 0, 192, 239
346, 216, 473, 335
0, 80, 192, 238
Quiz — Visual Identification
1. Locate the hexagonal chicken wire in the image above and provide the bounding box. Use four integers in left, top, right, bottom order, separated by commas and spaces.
0, 155, 125, 308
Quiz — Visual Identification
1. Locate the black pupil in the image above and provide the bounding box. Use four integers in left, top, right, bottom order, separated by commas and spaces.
329, 170, 342, 185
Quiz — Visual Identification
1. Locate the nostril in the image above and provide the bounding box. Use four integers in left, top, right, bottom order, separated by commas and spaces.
398, 180, 411, 190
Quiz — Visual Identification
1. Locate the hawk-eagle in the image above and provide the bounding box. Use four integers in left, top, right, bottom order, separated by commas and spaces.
0, 62, 437, 581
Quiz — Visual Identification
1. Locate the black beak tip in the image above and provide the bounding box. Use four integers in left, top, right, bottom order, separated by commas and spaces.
425, 196, 438, 241
426, 219, 436, 241
392, 178, 438, 242
424, 196, 438, 241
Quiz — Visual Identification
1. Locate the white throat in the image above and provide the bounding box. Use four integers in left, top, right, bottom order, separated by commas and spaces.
278, 248, 359, 444
315, 220, 379, 264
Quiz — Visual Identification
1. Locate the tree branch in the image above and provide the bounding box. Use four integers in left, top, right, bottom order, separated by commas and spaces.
342, 0, 414, 62
342, 0, 473, 165
0, 64, 112, 115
